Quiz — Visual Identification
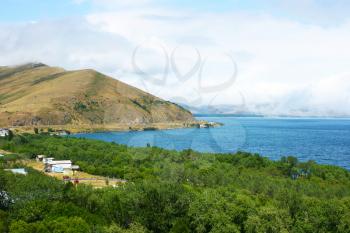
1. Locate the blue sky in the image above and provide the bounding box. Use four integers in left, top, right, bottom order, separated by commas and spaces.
0, 0, 91, 22
0, 0, 255, 22
2, 0, 350, 25
1, 0, 350, 116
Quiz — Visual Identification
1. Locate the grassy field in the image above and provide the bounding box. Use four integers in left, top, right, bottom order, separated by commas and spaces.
22, 160, 126, 188
0, 149, 11, 155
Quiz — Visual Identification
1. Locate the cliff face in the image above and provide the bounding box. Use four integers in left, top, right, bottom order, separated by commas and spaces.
0, 63, 193, 127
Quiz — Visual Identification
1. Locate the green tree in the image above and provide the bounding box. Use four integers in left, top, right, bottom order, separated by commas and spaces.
245, 206, 291, 233
0, 210, 8, 233
48, 217, 91, 233
6, 130, 14, 141
33, 128, 39, 134
104, 223, 146, 233
9, 220, 33, 233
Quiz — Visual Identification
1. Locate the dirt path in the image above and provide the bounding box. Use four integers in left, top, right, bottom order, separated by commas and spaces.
0, 149, 12, 155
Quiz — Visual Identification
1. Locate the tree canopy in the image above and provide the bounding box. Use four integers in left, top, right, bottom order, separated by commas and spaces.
0, 134, 349, 232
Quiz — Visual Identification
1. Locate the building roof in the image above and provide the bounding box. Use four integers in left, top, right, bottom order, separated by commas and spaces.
43, 157, 55, 160
5, 168, 27, 175
71, 165, 80, 170
48, 160, 72, 165
52, 166, 64, 173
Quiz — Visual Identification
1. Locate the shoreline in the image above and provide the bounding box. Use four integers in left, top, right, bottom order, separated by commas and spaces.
7, 121, 223, 134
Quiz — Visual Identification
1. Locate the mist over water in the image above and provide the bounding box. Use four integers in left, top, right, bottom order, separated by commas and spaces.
74, 117, 350, 170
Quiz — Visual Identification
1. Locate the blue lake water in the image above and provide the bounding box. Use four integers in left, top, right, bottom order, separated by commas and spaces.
74, 117, 350, 169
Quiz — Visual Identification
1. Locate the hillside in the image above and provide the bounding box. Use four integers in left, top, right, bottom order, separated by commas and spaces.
0, 63, 194, 131
1, 135, 350, 232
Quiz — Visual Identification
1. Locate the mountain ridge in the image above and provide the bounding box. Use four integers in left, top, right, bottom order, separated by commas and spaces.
0, 63, 194, 131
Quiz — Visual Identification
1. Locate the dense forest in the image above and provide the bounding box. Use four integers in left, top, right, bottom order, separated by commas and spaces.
1, 134, 350, 233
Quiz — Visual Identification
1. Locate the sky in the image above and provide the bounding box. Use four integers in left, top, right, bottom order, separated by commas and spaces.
1, 0, 350, 116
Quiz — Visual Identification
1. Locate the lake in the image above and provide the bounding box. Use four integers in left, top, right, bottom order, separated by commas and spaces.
74, 117, 350, 169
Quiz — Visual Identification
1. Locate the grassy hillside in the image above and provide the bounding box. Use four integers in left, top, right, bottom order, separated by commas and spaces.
0, 63, 193, 129
0, 135, 350, 232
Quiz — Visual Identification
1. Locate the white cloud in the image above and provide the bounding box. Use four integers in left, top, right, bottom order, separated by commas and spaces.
0, 19, 133, 74
1, 3, 350, 116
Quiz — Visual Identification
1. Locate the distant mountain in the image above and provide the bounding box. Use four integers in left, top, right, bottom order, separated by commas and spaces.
179, 103, 262, 116
0, 63, 193, 128
180, 103, 350, 118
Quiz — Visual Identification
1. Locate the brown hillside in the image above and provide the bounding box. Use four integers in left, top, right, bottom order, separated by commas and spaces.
0, 63, 193, 128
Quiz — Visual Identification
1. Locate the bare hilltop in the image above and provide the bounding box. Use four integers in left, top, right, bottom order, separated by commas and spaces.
0, 63, 198, 133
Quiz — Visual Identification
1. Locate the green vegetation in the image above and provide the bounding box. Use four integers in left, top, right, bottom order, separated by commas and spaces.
74, 102, 88, 112
1, 134, 350, 233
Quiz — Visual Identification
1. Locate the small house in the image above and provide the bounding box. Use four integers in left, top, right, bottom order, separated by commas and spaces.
50, 130, 70, 136
43, 157, 54, 164
45, 160, 72, 174
36, 155, 45, 162
71, 165, 80, 174
199, 123, 209, 128
4, 168, 28, 175
0, 129, 10, 137
52, 165, 65, 173
57, 130, 70, 136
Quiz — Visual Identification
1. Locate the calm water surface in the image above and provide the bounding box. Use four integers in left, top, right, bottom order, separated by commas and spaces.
74, 117, 350, 169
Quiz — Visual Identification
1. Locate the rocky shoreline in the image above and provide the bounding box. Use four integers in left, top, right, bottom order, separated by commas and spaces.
8, 121, 223, 134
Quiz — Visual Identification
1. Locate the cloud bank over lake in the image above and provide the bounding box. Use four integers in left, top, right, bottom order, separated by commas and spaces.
1, 0, 350, 117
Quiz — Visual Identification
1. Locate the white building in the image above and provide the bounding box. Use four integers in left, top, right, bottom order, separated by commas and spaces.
48, 160, 72, 169
0, 129, 10, 137
50, 130, 70, 136
36, 155, 45, 162
4, 168, 28, 175
45, 160, 72, 174
43, 157, 54, 164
